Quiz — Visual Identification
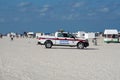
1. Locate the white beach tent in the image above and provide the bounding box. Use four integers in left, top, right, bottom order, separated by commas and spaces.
104, 29, 119, 43
85, 32, 95, 39
36, 32, 44, 38
27, 32, 34, 38
76, 31, 86, 38
27, 32, 34, 35
7, 32, 16, 37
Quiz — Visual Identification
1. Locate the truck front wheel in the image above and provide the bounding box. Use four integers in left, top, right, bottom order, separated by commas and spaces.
45, 41, 53, 48
77, 42, 84, 49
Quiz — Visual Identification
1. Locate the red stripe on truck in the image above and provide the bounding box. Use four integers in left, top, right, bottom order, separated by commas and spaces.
39, 37, 85, 42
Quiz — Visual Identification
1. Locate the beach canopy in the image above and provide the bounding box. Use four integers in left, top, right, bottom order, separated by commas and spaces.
27, 32, 34, 35
104, 29, 118, 34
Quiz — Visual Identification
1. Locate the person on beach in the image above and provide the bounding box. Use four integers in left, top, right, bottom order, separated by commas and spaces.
0, 33, 3, 38
10, 35, 14, 41
92, 38, 97, 45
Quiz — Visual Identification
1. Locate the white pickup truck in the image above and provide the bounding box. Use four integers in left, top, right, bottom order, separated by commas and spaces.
38, 32, 89, 49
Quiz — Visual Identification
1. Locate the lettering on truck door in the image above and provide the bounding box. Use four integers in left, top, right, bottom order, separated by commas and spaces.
55, 33, 69, 45
66, 37, 75, 45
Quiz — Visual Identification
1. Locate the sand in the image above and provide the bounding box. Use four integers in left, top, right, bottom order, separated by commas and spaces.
0, 37, 120, 80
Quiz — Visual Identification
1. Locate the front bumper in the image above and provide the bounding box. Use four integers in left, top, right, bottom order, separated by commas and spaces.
84, 42, 89, 47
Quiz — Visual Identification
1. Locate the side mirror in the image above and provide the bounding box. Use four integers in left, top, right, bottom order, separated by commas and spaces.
72, 36, 75, 39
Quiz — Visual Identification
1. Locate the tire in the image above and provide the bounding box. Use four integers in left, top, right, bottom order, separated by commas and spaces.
77, 42, 84, 49
37, 42, 41, 45
45, 41, 52, 48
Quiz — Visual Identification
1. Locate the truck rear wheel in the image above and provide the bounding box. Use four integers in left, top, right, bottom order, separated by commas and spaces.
45, 41, 52, 48
77, 42, 84, 49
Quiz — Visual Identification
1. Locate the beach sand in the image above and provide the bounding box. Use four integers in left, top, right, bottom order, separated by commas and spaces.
0, 37, 120, 80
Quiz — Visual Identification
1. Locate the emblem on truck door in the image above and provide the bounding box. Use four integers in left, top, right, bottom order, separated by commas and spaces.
60, 40, 69, 44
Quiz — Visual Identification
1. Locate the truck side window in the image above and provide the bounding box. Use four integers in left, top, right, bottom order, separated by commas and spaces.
58, 33, 75, 38
68, 34, 75, 38
63, 33, 68, 37
58, 33, 63, 37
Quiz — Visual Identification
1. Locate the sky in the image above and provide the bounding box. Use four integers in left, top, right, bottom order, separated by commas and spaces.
0, 0, 120, 33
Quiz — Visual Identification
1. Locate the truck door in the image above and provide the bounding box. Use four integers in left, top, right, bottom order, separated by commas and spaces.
55, 33, 75, 45
55, 33, 69, 45
66, 33, 76, 45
